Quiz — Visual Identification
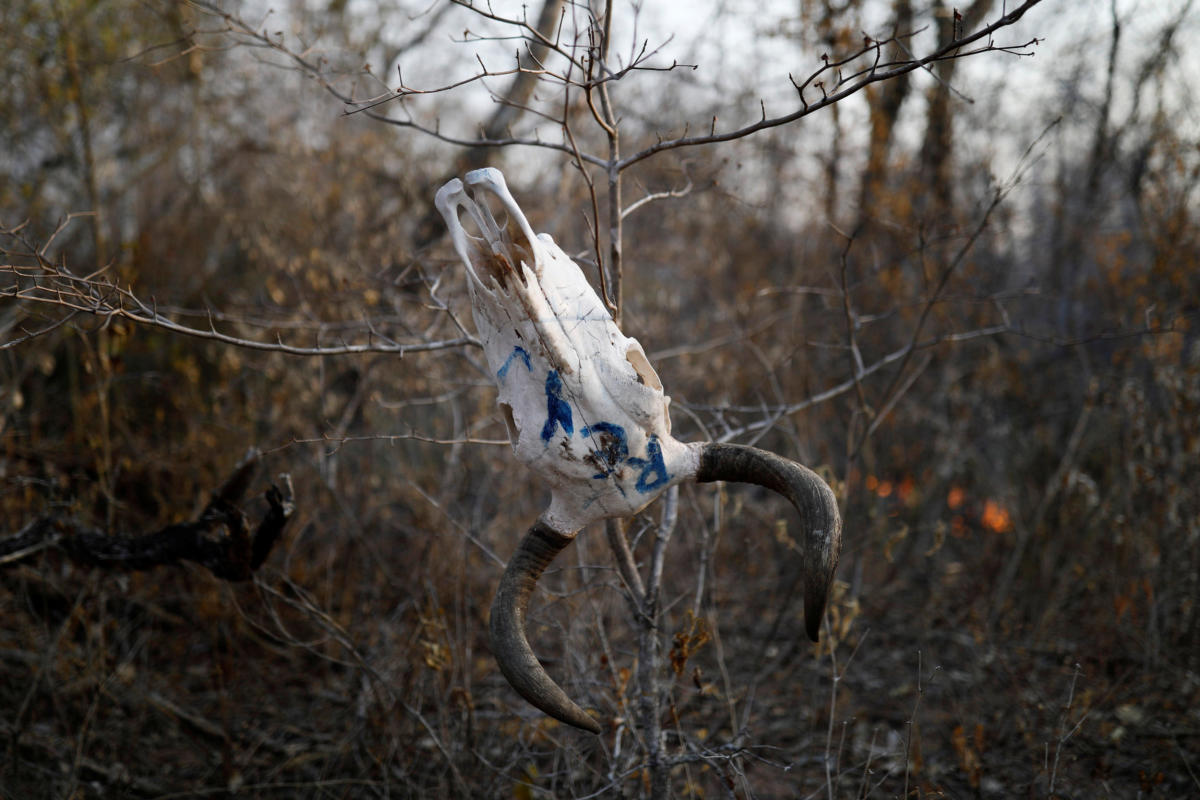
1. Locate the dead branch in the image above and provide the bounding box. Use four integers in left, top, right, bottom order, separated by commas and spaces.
618, 0, 1045, 170
0, 449, 294, 581
0, 257, 477, 356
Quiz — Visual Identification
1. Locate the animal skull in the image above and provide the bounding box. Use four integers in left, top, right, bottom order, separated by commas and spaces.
436, 168, 842, 734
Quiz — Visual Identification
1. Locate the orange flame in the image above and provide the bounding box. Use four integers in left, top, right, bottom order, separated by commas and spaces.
981, 499, 1012, 533
947, 486, 966, 510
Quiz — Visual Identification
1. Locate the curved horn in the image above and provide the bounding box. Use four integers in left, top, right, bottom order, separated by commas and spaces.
696, 443, 842, 642
489, 519, 603, 733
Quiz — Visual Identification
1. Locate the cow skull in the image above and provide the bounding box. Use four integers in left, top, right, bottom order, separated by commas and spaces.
435, 168, 841, 734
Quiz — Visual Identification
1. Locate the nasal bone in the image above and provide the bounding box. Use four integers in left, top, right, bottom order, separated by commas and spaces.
433, 178, 489, 286
464, 168, 541, 268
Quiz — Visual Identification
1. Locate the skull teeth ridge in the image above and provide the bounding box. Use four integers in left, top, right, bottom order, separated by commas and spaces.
436, 167, 539, 294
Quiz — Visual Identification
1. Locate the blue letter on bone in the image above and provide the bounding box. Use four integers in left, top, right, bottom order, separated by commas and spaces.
497, 346, 531, 380
630, 435, 670, 493
541, 370, 573, 441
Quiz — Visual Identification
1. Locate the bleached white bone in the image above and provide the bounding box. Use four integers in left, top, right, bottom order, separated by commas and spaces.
438, 168, 697, 533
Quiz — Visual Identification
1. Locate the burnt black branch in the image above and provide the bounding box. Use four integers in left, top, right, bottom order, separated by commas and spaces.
0, 449, 294, 581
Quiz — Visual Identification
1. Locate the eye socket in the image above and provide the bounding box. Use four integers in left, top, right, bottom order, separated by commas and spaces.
499, 402, 519, 444
625, 345, 663, 392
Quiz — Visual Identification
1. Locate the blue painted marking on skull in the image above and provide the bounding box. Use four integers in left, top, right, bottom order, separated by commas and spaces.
541, 370, 573, 441
580, 422, 630, 479
497, 345, 532, 380
629, 435, 670, 493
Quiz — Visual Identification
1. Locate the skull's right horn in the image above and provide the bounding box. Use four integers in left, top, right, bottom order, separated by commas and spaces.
695, 442, 842, 642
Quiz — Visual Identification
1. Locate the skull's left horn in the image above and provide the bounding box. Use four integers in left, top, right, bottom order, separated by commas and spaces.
696, 442, 842, 642
488, 519, 603, 733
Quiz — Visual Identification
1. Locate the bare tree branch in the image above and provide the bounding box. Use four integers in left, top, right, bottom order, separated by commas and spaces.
617, 0, 1044, 170
0, 256, 477, 356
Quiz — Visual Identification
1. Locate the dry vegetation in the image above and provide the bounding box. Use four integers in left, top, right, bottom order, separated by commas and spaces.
1, 0, 1198, 797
